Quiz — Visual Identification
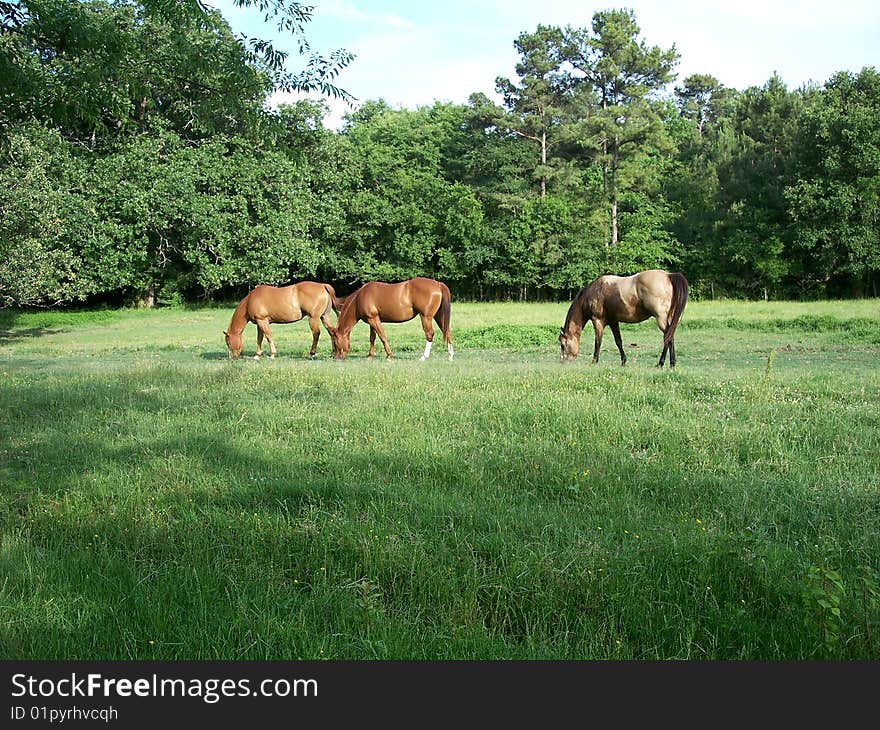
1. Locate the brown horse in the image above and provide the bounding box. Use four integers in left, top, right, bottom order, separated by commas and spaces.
559, 269, 689, 367
330, 277, 454, 361
224, 281, 345, 359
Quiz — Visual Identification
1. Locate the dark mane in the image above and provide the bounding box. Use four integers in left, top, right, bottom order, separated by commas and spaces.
562, 286, 589, 332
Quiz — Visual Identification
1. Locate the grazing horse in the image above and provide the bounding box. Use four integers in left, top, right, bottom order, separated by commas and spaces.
330, 277, 454, 361
559, 269, 689, 368
224, 281, 345, 359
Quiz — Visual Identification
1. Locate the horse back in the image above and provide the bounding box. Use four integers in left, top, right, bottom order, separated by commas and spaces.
246, 284, 303, 323
633, 270, 675, 318
292, 281, 334, 315
586, 275, 642, 324
588, 272, 672, 324
357, 278, 444, 322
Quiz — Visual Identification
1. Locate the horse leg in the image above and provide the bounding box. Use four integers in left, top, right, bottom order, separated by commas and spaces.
369, 318, 393, 359
307, 316, 320, 358
320, 312, 336, 337
368, 328, 377, 359
433, 303, 454, 361
592, 319, 604, 364
255, 326, 263, 359
419, 313, 435, 361
658, 343, 669, 368
655, 313, 669, 368
609, 321, 627, 366
257, 319, 277, 358
669, 339, 677, 368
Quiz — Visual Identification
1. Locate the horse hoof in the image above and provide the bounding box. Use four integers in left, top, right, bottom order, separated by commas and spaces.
253, 355, 261, 360
270, 354, 276, 359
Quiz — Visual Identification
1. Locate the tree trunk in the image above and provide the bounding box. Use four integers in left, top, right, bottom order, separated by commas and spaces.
138, 284, 156, 309
540, 127, 547, 198
611, 198, 618, 249
610, 134, 620, 247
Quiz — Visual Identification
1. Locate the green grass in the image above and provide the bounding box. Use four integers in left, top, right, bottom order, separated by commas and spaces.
1, 299, 879, 659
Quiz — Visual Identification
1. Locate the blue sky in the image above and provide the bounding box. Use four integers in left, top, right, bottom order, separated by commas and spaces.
209, 0, 880, 127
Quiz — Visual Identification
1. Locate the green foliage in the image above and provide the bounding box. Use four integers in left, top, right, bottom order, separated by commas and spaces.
325, 103, 487, 285
1, 1, 272, 149
0, 125, 86, 305
802, 566, 846, 658
0, 123, 329, 305
675, 74, 735, 137
858, 567, 880, 653
455, 324, 559, 348
1, 3, 879, 305
495, 25, 566, 196
558, 9, 679, 247
786, 69, 880, 293
0, 0, 351, 149
682, 315, 880, 343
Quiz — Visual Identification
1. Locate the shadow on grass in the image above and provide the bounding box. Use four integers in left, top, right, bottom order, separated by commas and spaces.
2, 372, 878, 659
0, 326, 63, 342
199, 349, 340, 360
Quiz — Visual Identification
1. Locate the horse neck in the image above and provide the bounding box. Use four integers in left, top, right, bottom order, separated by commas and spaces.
335, 292, 360, 335
563, 296, 586, 339
228, 296, 249, 335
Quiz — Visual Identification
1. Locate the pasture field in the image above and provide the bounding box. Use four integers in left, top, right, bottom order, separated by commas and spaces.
1, 299, 879, 659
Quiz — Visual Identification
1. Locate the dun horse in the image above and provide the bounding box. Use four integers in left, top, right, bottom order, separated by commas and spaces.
559, 269, 689, 368
224, 281, 345, 359
330, 277, 454, 361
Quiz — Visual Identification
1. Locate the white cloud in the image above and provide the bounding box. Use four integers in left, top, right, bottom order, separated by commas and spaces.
384, 14, 416, 31
251, 0, 880, 128
317, 0, 369, 22
316, 1, 415, 30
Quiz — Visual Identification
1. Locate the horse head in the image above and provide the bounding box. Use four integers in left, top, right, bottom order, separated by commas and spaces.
224, 330, 243, 359
558, 327, 580, 361
330, 328, 350, 360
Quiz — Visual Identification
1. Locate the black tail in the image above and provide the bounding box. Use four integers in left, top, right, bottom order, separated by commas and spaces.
323, 284, 347, 314
663, 272, 689, 348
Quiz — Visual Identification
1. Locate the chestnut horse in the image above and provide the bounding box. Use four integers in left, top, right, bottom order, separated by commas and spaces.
559, 269, 689, 367
224, 281, 345, 359
330, 277, 454, 361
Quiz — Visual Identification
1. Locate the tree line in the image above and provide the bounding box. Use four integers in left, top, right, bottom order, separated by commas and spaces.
1, 1, 878, 307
